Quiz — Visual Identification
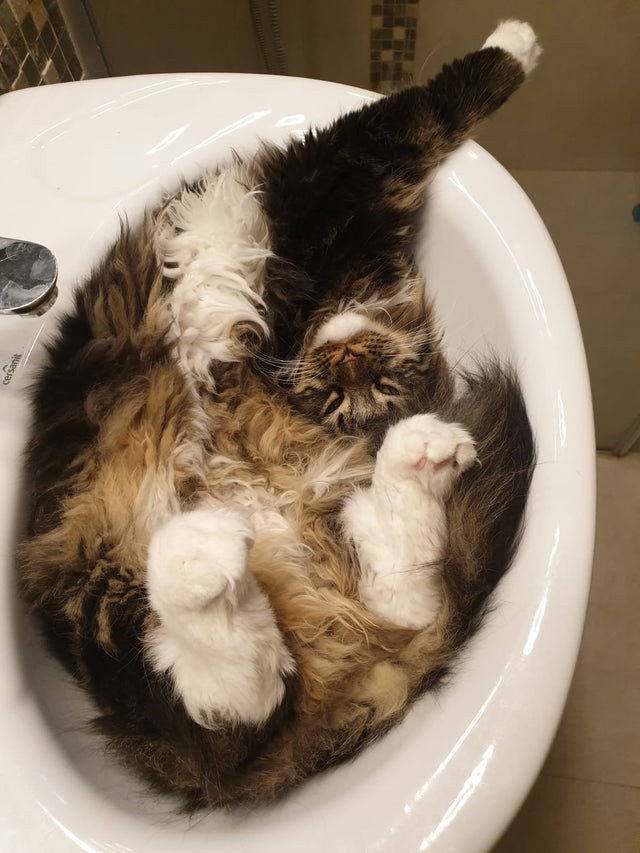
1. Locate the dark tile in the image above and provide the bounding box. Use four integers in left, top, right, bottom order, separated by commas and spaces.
393, 50, 402, 60
383, 15, 393, 27
381, 27, 392, 38
371, 50, 380, 60
57, 25, 73, 59
393, 39, 404, 49
21, 52, 37, 83
51, 41, 63, 73
48, 2, 63, 32
394, 17, 405, 26
21, 9, 36, 43
0, 65, 10, 93
405, 50, 414, 61
382, 40, 391, 49
9, 25, 27, 62
0, 2, 17, 39
40, 19, 54, 51
68, 53, 81, 78
42, 0, 56, 11
0, 43, 19, 77
372, 4, 383, 13
60, 65, 72, 82
30, 36, 47, 69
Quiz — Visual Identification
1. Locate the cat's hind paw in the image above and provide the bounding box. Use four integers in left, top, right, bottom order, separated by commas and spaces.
146, 507, 294, 726
482, 19, 542, 75
147, 507, 255, 613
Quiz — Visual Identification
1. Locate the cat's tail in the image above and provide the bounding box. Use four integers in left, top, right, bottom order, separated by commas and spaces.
376, 19, 542, 167
433, 359, 536, 655
258, 21, 541, 306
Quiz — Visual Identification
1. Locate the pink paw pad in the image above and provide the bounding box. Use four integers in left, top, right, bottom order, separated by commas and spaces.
413, 455, 455, 472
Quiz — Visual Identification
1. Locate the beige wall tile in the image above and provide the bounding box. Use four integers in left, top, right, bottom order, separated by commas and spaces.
544, 455, 640, 787
85, 0, 264, 75
510, 170, 640, 449
85, 0, 370, 86
493, 453, 640, 850
415, 0, 640, 171
492, 774, 640, 853
278, 0, 370, 88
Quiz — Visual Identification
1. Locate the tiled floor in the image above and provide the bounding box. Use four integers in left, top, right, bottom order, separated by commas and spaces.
492, 453, 640, 852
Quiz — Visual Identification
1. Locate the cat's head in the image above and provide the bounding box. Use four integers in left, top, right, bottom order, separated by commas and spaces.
284, 308, 445, 435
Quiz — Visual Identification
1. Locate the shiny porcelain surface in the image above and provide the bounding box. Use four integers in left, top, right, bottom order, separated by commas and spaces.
0, 74, 595, 853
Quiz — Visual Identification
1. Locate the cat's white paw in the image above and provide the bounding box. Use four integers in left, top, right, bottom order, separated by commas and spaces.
377, 413, 476, 497
146, 507, 294, 726
482, 19, 541, 75
147, 507, 255, 613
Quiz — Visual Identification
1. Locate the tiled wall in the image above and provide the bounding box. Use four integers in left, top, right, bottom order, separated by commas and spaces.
370, 1, 418, 92
0, 0, 84, 95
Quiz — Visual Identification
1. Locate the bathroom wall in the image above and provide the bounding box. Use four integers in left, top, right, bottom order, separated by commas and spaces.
82, 0, 373, 87
82, 1, 418, 94
0, 0, 85, 92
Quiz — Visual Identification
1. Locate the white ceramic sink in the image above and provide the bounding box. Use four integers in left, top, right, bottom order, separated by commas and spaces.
0, 74, 595, 853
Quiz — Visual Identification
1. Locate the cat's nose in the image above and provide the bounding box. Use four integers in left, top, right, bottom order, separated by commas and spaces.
341, 346, 359, 363
335, 346, 368, 386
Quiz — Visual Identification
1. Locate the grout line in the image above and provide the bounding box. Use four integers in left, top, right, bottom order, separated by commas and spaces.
542, 771, 640, 791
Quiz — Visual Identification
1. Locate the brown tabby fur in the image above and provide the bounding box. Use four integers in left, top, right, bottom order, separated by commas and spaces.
18, 43, 535, 809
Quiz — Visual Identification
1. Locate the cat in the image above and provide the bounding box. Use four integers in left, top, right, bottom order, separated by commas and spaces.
18, 20, 538, 809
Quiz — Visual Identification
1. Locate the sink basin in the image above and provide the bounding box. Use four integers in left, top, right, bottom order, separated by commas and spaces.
0, 73, 595, 853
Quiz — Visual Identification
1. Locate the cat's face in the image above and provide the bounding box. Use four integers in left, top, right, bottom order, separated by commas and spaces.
285, 312, 436, 434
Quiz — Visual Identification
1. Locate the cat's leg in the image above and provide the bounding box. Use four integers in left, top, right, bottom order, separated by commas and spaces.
342, 414, 476, 629
145, 506, 294, 726
155, 166, 273, 387
258, 21, 540, 298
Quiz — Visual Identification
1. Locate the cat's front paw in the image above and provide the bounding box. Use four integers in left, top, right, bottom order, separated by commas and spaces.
376, 413, 477, 497
483, 20, 542, 75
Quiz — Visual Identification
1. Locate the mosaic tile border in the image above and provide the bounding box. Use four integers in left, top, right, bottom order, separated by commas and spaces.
370, 0, 418, 92
0, 0, 85, 95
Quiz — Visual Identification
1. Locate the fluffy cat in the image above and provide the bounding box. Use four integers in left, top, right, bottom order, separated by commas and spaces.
18, 21, 538, 809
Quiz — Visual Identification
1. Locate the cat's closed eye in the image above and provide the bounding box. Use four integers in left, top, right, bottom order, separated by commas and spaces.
324, 391, 345, 415
373, 379, 400, 396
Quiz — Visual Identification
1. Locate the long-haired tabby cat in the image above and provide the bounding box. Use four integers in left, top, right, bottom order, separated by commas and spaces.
18, 21, 538, 809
